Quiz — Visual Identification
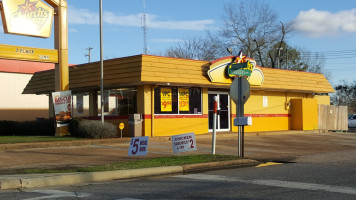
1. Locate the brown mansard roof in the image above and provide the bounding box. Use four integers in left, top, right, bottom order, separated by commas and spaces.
23, 54, 334, 94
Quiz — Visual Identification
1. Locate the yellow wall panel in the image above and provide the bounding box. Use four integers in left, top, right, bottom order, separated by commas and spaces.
153, 118, 208, 136
245, 117, 290, 132
313, 95, 330, 105
143, 119, 151, 137
202, 88, 208, 115
302, 99, 318, 130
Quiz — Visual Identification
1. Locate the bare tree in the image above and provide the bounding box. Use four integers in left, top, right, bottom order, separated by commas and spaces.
163, 1, 329, 79
334, 81, 356, 113
221, 1, 288, 67
165, 32, 226, 61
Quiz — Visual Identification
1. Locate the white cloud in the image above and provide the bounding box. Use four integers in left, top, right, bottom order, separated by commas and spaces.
68, 6, 214, 31
68, 28, 78, 33
293, 8, 356, 37
68, 6, 99, 25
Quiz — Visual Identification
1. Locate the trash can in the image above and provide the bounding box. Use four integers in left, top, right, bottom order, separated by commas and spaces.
128, 114, 143, 137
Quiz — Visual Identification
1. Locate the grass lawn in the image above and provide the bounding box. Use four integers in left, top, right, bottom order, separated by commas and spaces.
22, 154, 241, 174
0, 136, 83, 144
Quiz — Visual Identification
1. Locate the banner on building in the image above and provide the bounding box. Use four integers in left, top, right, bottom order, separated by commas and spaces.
52, 90, 72, 127
161, 88, 172, 112
179, 88, 189, 111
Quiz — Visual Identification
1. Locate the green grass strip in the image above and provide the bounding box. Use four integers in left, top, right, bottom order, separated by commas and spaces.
0, 136, 83, 144
22, 154, 240, 174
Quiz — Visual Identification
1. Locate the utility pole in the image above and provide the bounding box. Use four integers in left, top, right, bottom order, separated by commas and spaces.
142, 0, 148, 54
85, 47, 93, 63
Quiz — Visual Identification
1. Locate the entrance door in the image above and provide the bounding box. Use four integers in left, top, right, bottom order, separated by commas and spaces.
208, 92, 230, 131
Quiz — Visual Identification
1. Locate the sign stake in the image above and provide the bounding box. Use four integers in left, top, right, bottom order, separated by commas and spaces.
212, 96, 218, 155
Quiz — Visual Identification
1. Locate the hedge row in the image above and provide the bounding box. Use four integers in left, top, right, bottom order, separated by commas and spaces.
0, 118, 118, 138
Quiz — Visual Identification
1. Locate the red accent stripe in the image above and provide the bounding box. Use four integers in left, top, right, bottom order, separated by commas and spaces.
142, 114, 208, 119
231, 114, 291, 118
83, 115, 130, 120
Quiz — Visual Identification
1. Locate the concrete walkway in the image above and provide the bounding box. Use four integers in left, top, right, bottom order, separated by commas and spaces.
1, 130, 356, 189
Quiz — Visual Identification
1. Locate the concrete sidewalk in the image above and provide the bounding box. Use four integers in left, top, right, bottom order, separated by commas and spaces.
1, 130, 356, 189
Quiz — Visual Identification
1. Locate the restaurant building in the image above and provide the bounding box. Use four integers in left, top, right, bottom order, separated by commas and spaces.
23, 54, 334, 137
0, 59, 54, 121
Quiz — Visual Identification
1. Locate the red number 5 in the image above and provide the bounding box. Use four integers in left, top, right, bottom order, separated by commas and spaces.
131, 139, 140, 154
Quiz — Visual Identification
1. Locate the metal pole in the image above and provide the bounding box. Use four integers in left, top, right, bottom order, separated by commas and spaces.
237, 77, 244, 158
99, 0, 104, 124
212, 96, 217, 154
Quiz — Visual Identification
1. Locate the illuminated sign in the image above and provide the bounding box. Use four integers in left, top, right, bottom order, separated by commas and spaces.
227, 60, 254, 77
207, 56, 264, 86
0, 44, 58, 63
1, 0, 54, 38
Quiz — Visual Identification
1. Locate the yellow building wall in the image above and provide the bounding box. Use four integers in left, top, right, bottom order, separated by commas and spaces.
138, 85, 154, 137
139, 84, 326, 136
230, 91, 323, 132
154, 118, 208, 136
313, 95, 330, 105
231, 91, 292, 132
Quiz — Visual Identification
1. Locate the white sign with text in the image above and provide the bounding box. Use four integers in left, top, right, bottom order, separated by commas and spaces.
128, 136, 149, 156
172, 132, 197, 154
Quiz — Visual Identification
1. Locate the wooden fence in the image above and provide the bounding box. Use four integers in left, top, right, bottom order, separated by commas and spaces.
318, 105, 348, 131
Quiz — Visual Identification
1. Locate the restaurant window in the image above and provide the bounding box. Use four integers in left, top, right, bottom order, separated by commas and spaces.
99, 88, 137, 116
154, 87, 201, 115
73, 92, 90, 117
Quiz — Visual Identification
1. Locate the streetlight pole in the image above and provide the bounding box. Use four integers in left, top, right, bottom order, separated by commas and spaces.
99, 0, 104, 124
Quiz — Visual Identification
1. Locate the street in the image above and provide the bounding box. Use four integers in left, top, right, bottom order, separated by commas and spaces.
1, 148, 356, 200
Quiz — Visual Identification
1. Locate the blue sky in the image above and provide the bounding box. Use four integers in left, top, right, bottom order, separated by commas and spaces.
0, 0, 355, 86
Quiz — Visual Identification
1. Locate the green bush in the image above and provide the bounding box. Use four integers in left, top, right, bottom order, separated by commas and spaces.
69, 119, 118, 138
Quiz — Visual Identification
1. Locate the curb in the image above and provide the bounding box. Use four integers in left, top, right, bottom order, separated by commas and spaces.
0, 159, 258, 190
0, 166, 183, 190
183, 159, 259, 173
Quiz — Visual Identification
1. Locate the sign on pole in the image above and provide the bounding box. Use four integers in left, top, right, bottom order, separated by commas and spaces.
1, 0, 54, 38
227, 61, 254, 77
128, 136, 149, 156
230, 76, 250, 105
172, 132, 197, 154
0, 44, 58, 63
119, 122, 124, 138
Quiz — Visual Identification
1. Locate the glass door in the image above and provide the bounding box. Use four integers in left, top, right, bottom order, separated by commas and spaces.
208, 92, 230, 131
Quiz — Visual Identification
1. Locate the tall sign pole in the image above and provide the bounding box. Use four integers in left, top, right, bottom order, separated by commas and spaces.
53, 0, 69, 136
212, 96, 218, 155
229, 51, 254, 158
99, 0, 104, 124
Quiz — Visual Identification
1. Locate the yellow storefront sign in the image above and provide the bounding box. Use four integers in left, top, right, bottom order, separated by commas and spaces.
0, 44, 58, 63
207, 56, 264, 86
179, 88, 189, 111
161, 88, 172, 112
1, 0, 54, 38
